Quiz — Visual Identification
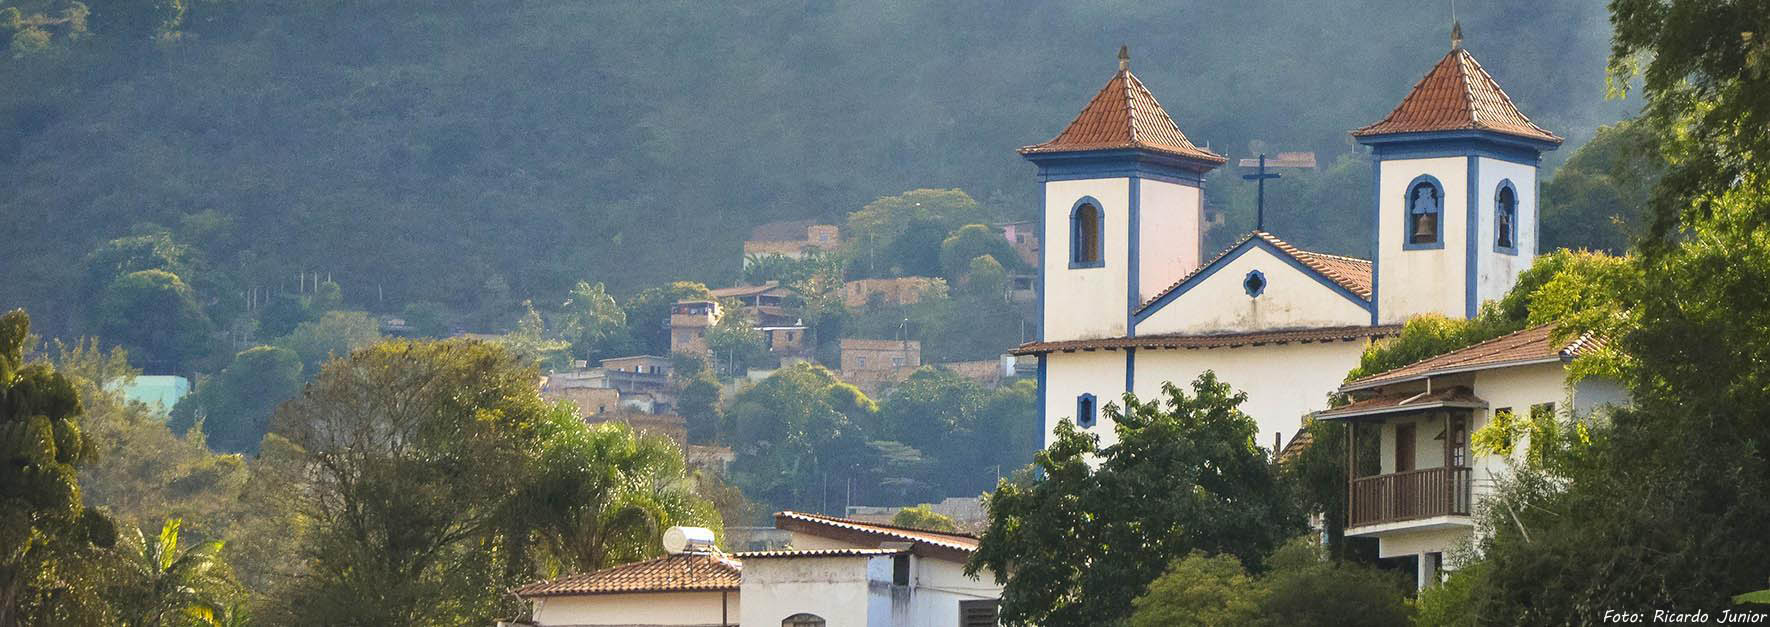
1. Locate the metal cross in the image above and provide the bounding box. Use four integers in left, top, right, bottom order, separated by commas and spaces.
1241, 153, 1282, 231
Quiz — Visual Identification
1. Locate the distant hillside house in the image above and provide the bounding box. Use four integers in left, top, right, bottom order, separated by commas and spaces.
843, 277, 945, 308
1236, 150, 1318, 170
670, 300, 720, 357
994, 220, 1041, 268
744, 220, 841, 262
840, 339, 921, 395
710, 282, 797, 326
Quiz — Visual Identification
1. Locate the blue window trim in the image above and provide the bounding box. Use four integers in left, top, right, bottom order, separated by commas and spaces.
1076, 393, 1098, 428
1402, 174, 1446, 250
1493, 179, 1519, 255
1243, 269, 1267, 297
1069, 196, 1105, 269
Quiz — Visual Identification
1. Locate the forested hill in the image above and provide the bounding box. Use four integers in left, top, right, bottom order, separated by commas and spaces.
1, 0, 1632, 336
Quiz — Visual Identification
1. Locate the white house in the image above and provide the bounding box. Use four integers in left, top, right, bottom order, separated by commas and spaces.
1314, 323, 1626, 589
1016, 40, 1562, 454
513, 512, 1001, 627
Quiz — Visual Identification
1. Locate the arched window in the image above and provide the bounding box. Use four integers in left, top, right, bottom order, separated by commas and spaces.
783, 613, 826, 627
1076, 393, 1098, 428
1495, 181, 1518, 252
1070, 198, 1104, 268
1405, 176, 1443, 248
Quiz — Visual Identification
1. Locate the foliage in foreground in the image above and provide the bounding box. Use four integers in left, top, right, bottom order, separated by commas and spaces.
1129, 539, 1414, 627
968, 372, 1302, 626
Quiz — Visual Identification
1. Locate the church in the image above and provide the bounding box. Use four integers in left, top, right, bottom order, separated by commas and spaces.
1013, 34, 1563, 453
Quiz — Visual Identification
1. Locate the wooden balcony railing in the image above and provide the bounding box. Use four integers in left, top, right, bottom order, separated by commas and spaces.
1349, 466, 1472, 528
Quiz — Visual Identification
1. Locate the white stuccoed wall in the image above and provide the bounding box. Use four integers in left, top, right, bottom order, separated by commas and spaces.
1042, 350, 1129, 448
1376, 156, 1470, 324
739, 556, 877, 627
530, 590, 737, 626
1134, 244, 1371, 335
1136, 178, 1203, 303
1042, 178, 1132, 341
1128, 342, 1369, 453
1474, 157, 1539, 308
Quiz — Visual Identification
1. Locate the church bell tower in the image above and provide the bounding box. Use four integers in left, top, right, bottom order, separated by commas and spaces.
1022, 46, 1226, 342
1353, 27, 1562, 324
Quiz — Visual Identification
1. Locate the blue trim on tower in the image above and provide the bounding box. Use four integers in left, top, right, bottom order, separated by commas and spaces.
1025, 148, 1216, 187
1133, 236, 1374, 323
1357, 129, 1559, 163
1493, 179, 1520, 255
1465, 156, 1481, 319
1369, 158, 1382, 325
1069, 196, 1106, 269
1401, 174, 1447, 250
1126, 177, 1140, 336
1124, 348, 1136, 395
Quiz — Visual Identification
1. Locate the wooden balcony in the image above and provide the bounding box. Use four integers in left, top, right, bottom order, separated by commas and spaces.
1349, 466, 1472, 528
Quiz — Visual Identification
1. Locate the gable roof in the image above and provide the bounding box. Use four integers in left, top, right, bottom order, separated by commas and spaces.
774, 511, 979, 562
514, 553, 741, 598
1020, 64, 1226, 165
1352, 48, 1561, 145
1342, 323, 1605, 391
1315, 385, 1488, 420
1136, 231, 1372, 318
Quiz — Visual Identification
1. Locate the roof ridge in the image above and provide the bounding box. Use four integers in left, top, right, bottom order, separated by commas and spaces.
1122, 70, 1141, 144
1456, 49, 1480, 127
781, 510, 979, 540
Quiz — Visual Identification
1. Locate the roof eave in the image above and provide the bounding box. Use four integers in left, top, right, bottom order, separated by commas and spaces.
1351, 127, 1562, 152
1020, 145, 1227, 170
1315, 399, 1489, 421
1340, 355, 1567, 393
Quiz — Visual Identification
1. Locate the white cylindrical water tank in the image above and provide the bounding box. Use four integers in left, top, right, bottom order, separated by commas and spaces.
662, 526, 717, 554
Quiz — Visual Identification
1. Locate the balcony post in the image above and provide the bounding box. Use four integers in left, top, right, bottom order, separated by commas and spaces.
1345, 421, 1356, 525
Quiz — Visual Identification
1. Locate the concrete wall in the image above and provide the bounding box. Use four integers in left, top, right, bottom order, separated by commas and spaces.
738, 556, 877, 627
1134, 244, 1371, 336
1124, 342, 1368, 454
531, 591, 737, 627
1376, 156, 1470, 324
1041, 350, 1128, 448
909, 557, 1002, 627
1136, 178, 1202, 303
1042, 178, 1131, 341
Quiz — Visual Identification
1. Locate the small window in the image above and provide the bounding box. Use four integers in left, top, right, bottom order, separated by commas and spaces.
1076, 393, 1098, 428
856, 356, 867, 368
1406, 177, 1443, 247
960, 600, 1001, 627
1495, 181, 1519, 252
1243, 270, 1266, 297
892, 356, 904, 367
1071, 200, 1103, 267
783, 614, 826, 627
893, 554, 910, 586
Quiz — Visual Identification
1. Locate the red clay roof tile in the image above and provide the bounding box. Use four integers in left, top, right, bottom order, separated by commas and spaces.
1013, 325, 1400, 355
514, 553, 741, 598
1343, 324, 1602, 390
1353, 48, 1561, 144
1021, 67, 1226, 165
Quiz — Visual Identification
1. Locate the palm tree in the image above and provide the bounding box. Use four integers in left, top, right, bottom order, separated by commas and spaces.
114, 519, 238, 627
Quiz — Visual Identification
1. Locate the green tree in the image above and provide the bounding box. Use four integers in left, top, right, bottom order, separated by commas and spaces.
513, 419, 721, 573
95, 270, 214, 374
558, 280, 628, 360
169, 345, 304, 454
958, 254, 1008, 301
725, 363, 876, 514
257, 293, 313, 339
678, 374, 722, 445
939, 224, 1027, 280
884, 218, 949, 278
498, 301, 571, 370
1539, 119, 1665, 252
266, 338, 558, 625
847, 189, 990, 277
704, 299, 767, 374
891, 504, 958, 532
1129, 553, 1262, 627
275, 310, 382, 374
80, 232, 191, 313
1129, 540, 1413, 627
623, 282, 714, 355
968, 372, 1303, 626
399, 301, 452, 338
111, 518, 237, 627
0, 310, 117, 627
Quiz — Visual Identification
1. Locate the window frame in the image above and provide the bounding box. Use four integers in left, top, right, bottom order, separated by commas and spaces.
1076, 393, 1098, 428
1069, 197, 1106, 269
1242, 269, 1267, 297
1494, 179, 1520, 254
782, 613, 826, 627
1403, 174, 1446, 250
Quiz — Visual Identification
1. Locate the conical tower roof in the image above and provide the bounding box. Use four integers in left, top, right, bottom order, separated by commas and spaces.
1353, 47, 1561, 145
1021, 53, 1226, 165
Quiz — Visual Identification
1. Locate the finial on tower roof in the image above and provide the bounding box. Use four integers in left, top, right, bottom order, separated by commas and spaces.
1451, 20, 1463, 49
1118, 45, 1130, 71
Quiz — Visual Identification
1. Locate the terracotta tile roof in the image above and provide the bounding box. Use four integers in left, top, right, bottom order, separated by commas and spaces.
774, 511, 979, 557
1137, 231, 1372, 313
1277, 427, 1313, 465
1353, 48, 1561, 144
733, 548, 907, 559
1013, 324, 1400, 355
1021, 67, 1226, 165
1343, 324, 1602, 391
513, 553, 741, 598
1316, 386, 1487, 420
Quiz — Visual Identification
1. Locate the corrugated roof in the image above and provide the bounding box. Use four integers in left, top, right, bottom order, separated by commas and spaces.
1353, 48, 1561, 144
775, 511, 979, 553
1137, 231, 1372, 314
1020, 63, 1226, 165
1343, 324, 1603, 391
1014, 324, 1400, 355
513, 553, 741, 598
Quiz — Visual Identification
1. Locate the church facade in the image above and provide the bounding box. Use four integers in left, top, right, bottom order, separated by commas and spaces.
1015, 42, 1562, 453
